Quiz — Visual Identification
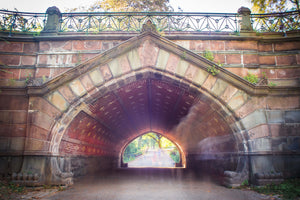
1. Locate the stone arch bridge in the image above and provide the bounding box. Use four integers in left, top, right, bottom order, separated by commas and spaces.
0, 7, 299, 187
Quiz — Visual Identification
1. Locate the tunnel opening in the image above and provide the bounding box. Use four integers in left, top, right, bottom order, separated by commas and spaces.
121, 132, 184, 168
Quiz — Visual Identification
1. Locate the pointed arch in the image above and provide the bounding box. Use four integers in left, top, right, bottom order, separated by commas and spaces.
25, 31, 276, 186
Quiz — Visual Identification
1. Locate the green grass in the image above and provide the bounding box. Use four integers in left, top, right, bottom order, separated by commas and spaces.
252, 179, 300, 200
0, 181, 26, 199
0, 180, 67, 199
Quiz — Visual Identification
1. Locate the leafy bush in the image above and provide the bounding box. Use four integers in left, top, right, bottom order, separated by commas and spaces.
241, 179, 249, 186
207, 65, 220, 76
268, 82, 277, 87
252, 179, 300, 200
244, 72, 258, 84
203, 49, 214, 61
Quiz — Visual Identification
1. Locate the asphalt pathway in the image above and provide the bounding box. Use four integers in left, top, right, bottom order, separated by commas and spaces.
42, 169, 275, 200
128, 149, 175, 168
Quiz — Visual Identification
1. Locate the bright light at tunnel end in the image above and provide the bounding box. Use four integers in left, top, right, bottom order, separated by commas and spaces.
120, 132, 186, 168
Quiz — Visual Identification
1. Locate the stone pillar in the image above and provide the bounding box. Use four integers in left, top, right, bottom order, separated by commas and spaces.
42, 6, 61, 34
238, 7, 253, 33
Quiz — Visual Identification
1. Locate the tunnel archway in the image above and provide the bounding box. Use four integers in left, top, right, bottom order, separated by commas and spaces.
28, 31, 254, 185
49, 69, 246, 181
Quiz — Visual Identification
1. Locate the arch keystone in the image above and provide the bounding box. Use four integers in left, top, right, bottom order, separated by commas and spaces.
138, 39, 159, 67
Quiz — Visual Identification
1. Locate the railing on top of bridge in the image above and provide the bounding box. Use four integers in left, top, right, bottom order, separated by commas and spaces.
0, 6, 299, 36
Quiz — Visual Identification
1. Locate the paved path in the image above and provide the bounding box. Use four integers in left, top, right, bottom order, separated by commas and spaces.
42, 169, 275, 200
128, 149, 175, 167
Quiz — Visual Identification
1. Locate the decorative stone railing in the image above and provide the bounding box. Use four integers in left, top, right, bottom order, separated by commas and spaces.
0, 7, 299, 36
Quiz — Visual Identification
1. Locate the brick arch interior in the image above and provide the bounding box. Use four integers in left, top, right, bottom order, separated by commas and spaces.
51, 69, 247, 178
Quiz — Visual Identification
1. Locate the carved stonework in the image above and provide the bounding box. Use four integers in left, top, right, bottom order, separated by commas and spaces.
9, 156, 73, 186
141, 20, 158, 34
223, 156, 249, 187
254, 172, 284, 186
12, 172, 41, 186
49, 157, 73, 185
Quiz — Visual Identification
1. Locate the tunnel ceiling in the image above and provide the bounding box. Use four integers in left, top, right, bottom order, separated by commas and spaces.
60, 74, 233, 156
88, 78, 196, 137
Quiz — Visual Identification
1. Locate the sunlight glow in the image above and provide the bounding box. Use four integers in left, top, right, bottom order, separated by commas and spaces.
122, 133, 181, 168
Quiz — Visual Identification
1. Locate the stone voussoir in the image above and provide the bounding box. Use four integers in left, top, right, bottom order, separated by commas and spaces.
47, 91, 70, 112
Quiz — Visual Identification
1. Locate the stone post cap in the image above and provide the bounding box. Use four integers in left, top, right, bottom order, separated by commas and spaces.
46, 6, 61, 17
42, 6, 62, 34
237, 6, 253, 33
238, 7, 251, 15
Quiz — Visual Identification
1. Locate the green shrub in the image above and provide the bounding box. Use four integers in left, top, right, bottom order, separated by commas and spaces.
252, 179, 300, 200
268, 82, 277, 87
241, 179, 249, 186
207, 65, 220, 76
203, 49, 214, 61
244, 72, 258, 84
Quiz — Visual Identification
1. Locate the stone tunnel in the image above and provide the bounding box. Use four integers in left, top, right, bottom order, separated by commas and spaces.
0, 7, 299, 187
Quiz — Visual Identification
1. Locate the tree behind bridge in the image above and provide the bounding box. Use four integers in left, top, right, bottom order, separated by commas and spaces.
250, 0, 299, 13
68, 0, 172, 12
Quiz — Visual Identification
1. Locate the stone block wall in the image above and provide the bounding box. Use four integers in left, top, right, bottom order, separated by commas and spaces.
174, 39, 300, 86
0, 33, 299, 87
0, 39, 121, 85
0, 94, 28, 155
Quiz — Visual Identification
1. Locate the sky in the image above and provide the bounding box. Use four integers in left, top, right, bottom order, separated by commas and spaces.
1, 0, 252, 13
